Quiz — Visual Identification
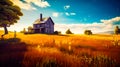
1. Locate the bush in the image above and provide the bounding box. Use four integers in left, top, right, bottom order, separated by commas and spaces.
66, 29, 73, 34
28, 26, 33, 33
54, 31, 61, 35
84, 30, 92, 35
20, 28, 26, 33
114, 26, 120, 35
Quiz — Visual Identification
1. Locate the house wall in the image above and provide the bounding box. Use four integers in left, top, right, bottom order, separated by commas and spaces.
46, 18, 54, 33
33, 18, 54, 34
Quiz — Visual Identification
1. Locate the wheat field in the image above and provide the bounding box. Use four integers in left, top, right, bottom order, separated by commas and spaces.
0, 31, 120, 67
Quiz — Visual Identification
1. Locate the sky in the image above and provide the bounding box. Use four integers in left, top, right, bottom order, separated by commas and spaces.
4, 0, 120, 34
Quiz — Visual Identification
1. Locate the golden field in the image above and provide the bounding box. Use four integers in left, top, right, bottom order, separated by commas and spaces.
0, 30, 120, 67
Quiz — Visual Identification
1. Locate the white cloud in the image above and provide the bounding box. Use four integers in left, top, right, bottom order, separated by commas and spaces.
65, 12, 70, 16
64, 5, 70, 10
53, 17, 119, 34
10, 0, 50, 10
10, 0, 36, 10
65, 12, 76, 16
101, 17, 120, 25
70, 13, 76, 15
55, 23, 108, 34
25, 0, 50, 8
55, 17, 120, 34
52, 12, 59, 17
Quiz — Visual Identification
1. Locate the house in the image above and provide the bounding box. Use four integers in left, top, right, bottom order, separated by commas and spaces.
33, 14, 54, 34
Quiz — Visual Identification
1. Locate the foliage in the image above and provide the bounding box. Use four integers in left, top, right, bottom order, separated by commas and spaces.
28, 26, 33, 33
65, 29, 73, 34
84, 30, 92, 35
21, 28, 26, 33
0, 0, 23, 37
54, 31, 61, 35
114, 26, 120, 35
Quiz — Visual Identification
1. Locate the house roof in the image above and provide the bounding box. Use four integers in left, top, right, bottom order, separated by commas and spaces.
33, 17, 54, 24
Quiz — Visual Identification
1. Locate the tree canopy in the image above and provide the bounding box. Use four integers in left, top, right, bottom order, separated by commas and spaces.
28, 26, 33, 33
66, 29, 73, 34
0, 0, 23, 37
114, 26, 120, 35
84, 30, 92, 35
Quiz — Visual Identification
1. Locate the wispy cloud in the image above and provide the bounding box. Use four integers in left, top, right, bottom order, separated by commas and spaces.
52, 12, 59, 17
10, 0, 50, 10
100, 17, 120, 29
10, 0, 36, 10
101, 17, 120, 25
64, 5, 70, 10
25, 0, 50, 8
65, 12, 76, 16
70, 13, 76, 15
65, 12, 70, 16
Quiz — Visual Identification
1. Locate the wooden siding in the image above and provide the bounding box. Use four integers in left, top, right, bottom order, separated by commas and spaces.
33, 18, 54, 34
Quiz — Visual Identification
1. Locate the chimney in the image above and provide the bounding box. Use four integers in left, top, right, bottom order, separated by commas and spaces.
40, 13, 42, 21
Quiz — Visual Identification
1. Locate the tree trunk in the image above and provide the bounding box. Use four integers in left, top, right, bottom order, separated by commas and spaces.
4, 26, 8, 34
1, 25, 8, 38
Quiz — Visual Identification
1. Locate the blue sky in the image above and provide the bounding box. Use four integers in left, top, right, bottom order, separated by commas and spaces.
7, 0, 120, 33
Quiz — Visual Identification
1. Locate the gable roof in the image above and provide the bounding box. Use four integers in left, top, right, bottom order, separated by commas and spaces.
33, 17, 54, 25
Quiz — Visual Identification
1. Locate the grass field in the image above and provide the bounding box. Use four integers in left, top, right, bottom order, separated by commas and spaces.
0, 31, 120, 67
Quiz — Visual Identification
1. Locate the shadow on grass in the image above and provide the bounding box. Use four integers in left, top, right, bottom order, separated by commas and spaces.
0, 38, 21, 44
0, 38, 27, 67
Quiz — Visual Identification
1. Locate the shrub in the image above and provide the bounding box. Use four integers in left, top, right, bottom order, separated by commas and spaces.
114, 26, 120, 35
28, 26, 33, 33
20, 28, 26, 33
54, 31, 61, 35
66, 29, 73, 34
84, 30, 92, 35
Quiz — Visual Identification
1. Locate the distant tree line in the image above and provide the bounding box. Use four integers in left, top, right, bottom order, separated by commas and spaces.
19, 26, 120, 35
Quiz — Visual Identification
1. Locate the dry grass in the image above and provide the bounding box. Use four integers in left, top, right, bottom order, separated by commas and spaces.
0, 31, 120, 67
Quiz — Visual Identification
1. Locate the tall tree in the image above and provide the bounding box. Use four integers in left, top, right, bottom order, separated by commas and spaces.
0, 0, 23, 37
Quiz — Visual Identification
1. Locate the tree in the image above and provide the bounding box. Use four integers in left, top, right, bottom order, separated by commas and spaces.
20, 28, 26, 33
84, 30, 92, 35
66, 29, 73, 34
28, 26, 33, 33
0, 0, 23, 37
23, 28, 26, 33
114, 26, 120, 35
54, 31, 61, 35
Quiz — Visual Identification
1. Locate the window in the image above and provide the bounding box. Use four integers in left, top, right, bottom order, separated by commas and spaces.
37, 25, 39, 28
